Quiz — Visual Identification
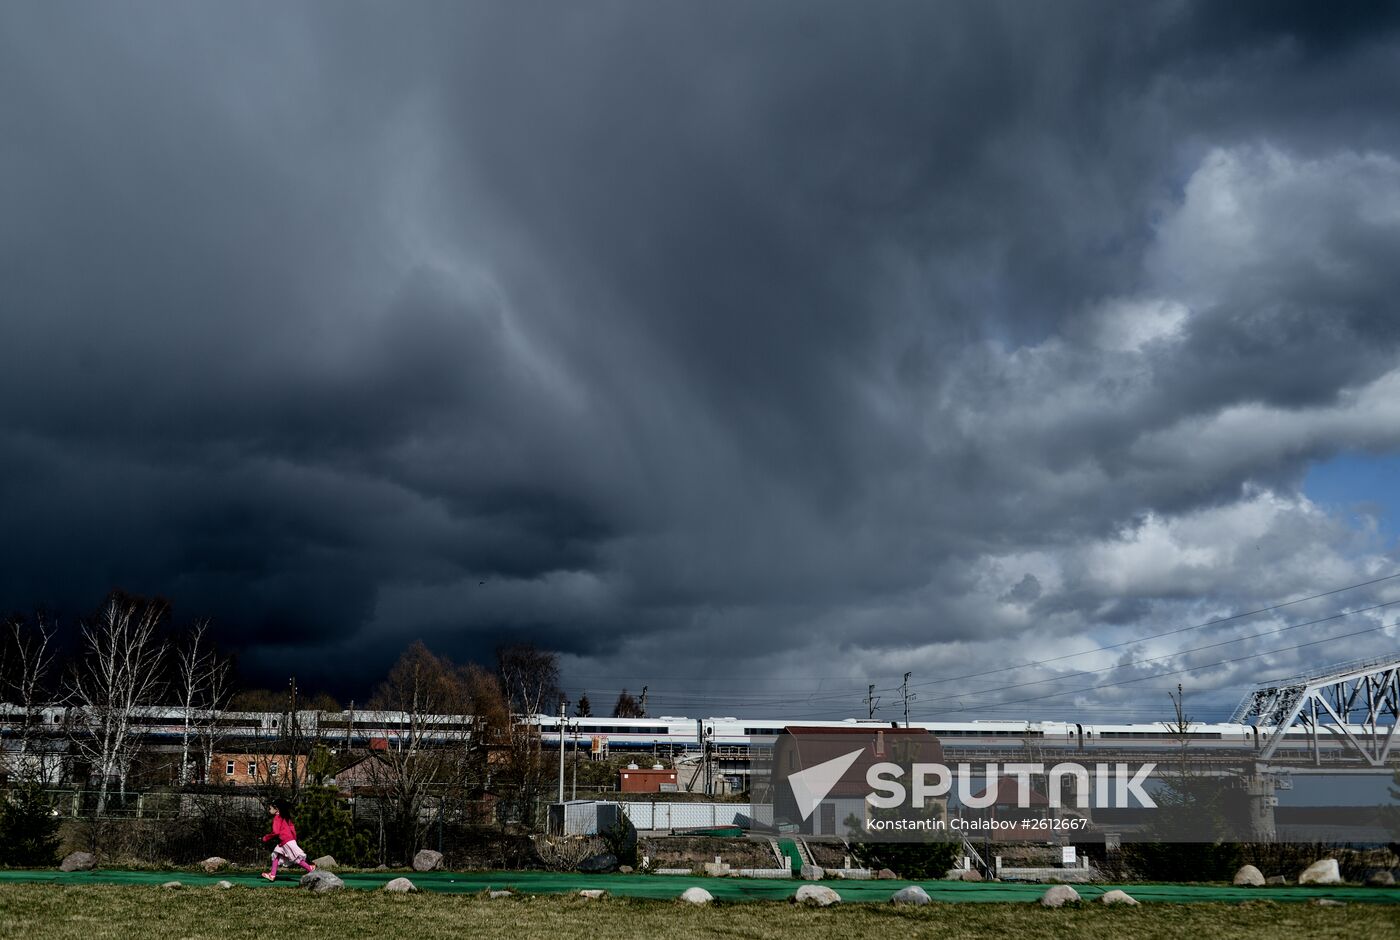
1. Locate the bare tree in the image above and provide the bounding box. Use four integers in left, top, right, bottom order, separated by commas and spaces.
364, 644, 478, 862
175, 620, 230, 785
612, 689, 643, 719
67, 595, 168, 813
3, 614, 57, 780
494, 644, 560, 829
495, 644, 561, 719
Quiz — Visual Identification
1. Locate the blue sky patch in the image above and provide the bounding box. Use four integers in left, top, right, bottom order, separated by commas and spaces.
1303, 451, 1400, 544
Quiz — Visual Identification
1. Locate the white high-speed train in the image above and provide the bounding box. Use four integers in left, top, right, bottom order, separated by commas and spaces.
1, 705, 1382, 754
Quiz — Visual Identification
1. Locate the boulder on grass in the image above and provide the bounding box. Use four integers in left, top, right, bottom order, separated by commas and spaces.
619, 865, 634, 874
876, 868, 898, 880
1365, 870, 1395, 887
680, 887, 713, 905
161, 881, 183, 889
1100, 889, 1139, 906
299, 870, 345, 893
311, 856, 337, 871
412, 849, 444, 872
384, 877, 417, 893
793, 884, 841, 906
215, 881, 234, 890
891, 886, 930, 906
1310, 898, 1346, 907
1233, 865, 1265, 887
579, 889, 606, 900
799, 864, 824, 880
488, 889, 513, 899
1299, 859, 1342, 886
1040, 885, 1081, 908
199, 856, 228, 873
1266, 875, 1289, 885
959, 869, 984, 882
577, 852, 619, 873
60, 852, 96, 872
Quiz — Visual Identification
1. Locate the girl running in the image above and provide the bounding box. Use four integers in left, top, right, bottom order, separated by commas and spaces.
261, 798, 316, 881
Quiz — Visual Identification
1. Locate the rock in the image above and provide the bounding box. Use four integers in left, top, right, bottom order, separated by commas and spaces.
959, 869, 984, 882
876, 868, 898, 880
680, 887, 714, 904
161, 881, 183, 889
800, 864, 825, 881
702, 861, 731, 877
891, 885, 931, 905
1365, 870, 1395, 887
1040, 885, 1081, 908
1310, 898, 1346, 907
578, 852, 619, 873
1233, 865, 1265, 887
793, 884, 841, 906
199, 856, 228, 873
384, 877, 417, 893
1299, 859, 1343, 885
412, 849, 444, 872
1266, 875, 1289, 885
1100, 889, 1139, 906
215, 880, 234, 890
578, 889, 606, 900
488, 889, 514, 899
619, 865, 634, 874
311, 855, 337, 871
943, 869, 965, 880
59, 852, 96, 872
299, 870, 345, 893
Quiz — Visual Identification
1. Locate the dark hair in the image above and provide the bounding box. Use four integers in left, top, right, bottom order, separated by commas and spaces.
272, 798, 294, 820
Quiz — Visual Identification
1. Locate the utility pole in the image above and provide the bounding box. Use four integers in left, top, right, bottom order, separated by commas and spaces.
287, 676, 300, 797
557, 698, 567, 803
901, 672, 912, 728
866, 684, 879, 719
702, 725, 713, 796
639, 686, 648, 717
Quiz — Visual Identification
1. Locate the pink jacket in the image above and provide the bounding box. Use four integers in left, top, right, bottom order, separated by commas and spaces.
262, 815, 297, 846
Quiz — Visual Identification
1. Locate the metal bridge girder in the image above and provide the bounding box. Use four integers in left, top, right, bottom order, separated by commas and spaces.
1241, 653, 1400, 766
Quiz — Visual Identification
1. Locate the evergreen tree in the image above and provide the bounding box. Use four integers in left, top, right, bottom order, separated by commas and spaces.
295, 786, 371, 866
575, 694, 592, 718
0, 781, 61, 867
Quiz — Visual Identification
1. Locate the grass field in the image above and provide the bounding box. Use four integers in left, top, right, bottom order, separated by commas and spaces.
1, 885, 1398, 940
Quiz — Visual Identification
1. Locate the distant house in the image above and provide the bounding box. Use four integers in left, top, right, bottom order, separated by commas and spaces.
208, 752, 308, 788
329, 751, 397, 792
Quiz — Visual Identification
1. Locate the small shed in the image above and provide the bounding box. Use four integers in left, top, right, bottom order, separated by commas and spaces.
619, 764, 677, 793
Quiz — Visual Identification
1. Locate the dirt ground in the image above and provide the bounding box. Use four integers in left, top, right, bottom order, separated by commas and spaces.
639, 836, 779, 869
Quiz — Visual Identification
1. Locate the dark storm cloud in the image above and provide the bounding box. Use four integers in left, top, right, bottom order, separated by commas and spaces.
4, 2, 1400, 712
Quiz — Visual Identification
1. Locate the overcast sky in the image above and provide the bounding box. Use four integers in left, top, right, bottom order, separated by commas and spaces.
4, 2, 1400, 721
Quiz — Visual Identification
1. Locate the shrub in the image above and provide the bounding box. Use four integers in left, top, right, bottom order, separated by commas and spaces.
0, 783, 61, 866
849, 839, 958, 879
296, 786, 372, 866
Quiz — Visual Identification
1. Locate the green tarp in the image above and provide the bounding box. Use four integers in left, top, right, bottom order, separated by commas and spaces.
0, 869, 1394, 904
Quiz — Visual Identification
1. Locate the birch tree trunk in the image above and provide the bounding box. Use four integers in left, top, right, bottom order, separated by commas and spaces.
67, 596, 167, 815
